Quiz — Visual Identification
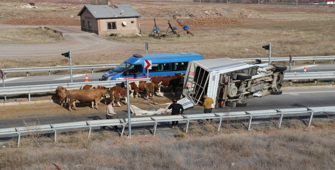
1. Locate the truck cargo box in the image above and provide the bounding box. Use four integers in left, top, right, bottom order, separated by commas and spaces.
182, 58, 286, 108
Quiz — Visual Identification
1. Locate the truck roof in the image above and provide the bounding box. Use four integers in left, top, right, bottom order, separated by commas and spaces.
191, 57, 257, 74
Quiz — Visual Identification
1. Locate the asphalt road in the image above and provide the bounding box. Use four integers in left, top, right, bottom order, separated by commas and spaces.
0, 86, 334, 129
2, 64, 335, 87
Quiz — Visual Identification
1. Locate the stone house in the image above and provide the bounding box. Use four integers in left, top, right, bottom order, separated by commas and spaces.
77, 4, 141, 36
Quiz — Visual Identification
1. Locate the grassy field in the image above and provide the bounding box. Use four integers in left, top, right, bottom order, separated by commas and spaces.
1, 122, 335, 169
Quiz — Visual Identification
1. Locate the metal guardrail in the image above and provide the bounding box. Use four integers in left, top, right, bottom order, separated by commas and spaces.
1, 56, 335, 75
1, 106, 334, 147
1, 72, 334, 100
284, 71, 335, 80
235, 55, 335, 63
0, 80, 125, 100
1, 64, 118, 76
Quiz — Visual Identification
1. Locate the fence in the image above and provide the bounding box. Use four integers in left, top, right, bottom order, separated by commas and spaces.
1, 106, 334, 147
0, 80, 125, 102
1, 71, 334, 102
283, 71, 335, 80
1, 64, 118, 76
2, 56, 335, 76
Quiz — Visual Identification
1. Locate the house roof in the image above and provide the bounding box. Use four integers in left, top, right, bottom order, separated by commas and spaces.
77, 4, 141, 19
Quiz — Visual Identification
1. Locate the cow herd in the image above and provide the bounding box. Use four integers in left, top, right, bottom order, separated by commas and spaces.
55, 73, 185, 111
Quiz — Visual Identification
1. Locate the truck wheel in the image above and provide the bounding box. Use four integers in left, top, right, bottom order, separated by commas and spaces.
274, 65, 287, 72
226, 101, 237, 108
271, 91, 282, 95
236, 73, 252, 80
236, 102, 247, 107
276, 73, 284, 85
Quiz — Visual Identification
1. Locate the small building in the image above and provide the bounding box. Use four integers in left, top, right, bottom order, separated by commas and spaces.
77, 4, 141, 36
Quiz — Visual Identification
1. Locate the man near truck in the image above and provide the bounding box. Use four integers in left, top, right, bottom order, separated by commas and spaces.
203, 95, 214, 113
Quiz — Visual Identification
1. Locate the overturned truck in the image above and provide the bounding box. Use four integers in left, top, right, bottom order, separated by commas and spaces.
182, 58, 287, 108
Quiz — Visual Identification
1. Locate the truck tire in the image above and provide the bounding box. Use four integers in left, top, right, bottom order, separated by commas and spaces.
274, 65, 287, 72
236, 73, 252, 80
276, 73, 284, 85
271, 91, 282, 95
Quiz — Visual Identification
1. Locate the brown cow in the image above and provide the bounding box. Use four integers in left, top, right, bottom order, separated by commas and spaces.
80, 84, 106, 90
55, 86, 67, 107
150, 72, 185, 96
129, 81, 156, 99
109, 86, 131, 107
66, 88, 108, 111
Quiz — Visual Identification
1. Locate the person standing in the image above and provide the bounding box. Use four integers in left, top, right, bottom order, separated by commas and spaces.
168, 99, 184, 128
203, 94, 214, 113
104, 101, 119, 130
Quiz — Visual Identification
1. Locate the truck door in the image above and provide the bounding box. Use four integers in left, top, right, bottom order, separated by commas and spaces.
187, 66, 209, 105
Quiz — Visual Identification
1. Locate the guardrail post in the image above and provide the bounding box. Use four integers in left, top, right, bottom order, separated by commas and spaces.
28, 93, 31, 101
218, 118, 222, 132
17, 132, 21, 147
26, 72, 29, 77
48, 71, 51, 76
308, 109, 314, 127
185, 120, 190, 133
277, 111, 284, 128
313, 60, 316, 65
153, 121, 157, 136
248, 115, 252, 130
91, 69, 94, 73
88, 124, 92, 139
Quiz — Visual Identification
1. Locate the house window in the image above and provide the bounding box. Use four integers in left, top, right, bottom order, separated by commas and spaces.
131, 21, 134, 24
108, 22, 117, 30
87, 21, 91, 29
81, 20, 85, 28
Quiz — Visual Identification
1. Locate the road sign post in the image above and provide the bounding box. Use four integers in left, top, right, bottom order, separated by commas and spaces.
0, 69, 6, 102
61, 50, 73, 83
145, 42, 148, 54
126, 79, 132, 138
144, 60, 152, 78
289, 54, 292, 72
262, 43, 272, 63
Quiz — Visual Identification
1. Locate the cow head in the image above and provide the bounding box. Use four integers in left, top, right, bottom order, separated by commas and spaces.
175, 72, 185, 78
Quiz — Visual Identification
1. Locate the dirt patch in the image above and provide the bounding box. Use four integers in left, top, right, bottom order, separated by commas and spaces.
184, 17, 246, 27
3, 17, 80, 26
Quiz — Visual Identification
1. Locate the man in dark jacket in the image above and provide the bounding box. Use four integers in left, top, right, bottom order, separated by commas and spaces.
168, 99, 184, 128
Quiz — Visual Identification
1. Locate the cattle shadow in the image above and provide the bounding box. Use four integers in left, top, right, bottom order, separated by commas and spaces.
51, 94, 60, 104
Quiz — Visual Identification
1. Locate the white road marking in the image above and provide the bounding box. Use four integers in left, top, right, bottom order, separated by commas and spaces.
3, 77, 24, 82
55, 74, 86, 80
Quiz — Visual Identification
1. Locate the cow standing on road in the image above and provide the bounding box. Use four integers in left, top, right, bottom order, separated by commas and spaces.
55, 86, 67, 107
150, 73, 185, 96
80, 84, 106, 90
66, 88, 108, 111
109, 86, 131, 107
129, 81, 157, 99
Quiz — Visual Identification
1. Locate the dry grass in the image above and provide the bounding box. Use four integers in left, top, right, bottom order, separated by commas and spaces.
0, 27, 63, 44
1, 123, 335, 169
0, 2, 334, 69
